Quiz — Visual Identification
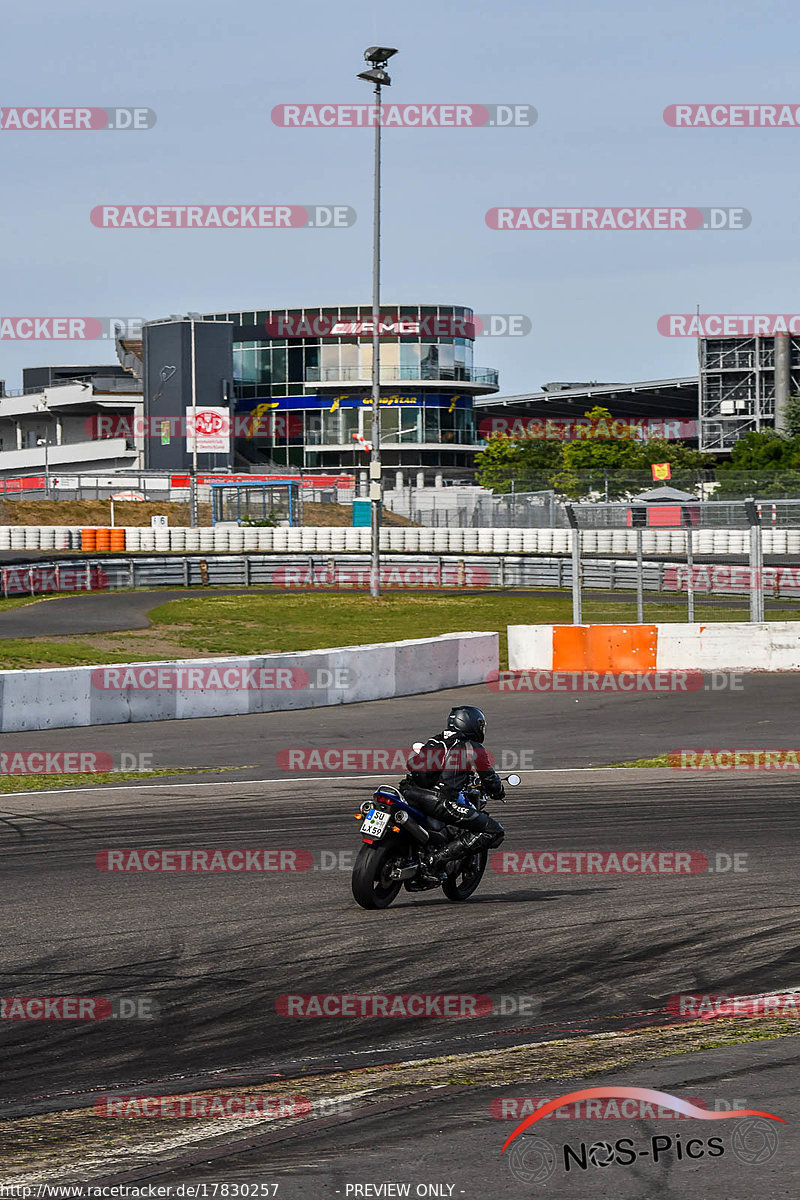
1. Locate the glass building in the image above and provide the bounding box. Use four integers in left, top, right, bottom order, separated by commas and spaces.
201, 303, 498, 474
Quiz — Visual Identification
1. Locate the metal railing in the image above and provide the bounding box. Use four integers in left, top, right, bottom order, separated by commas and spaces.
566, 499, 774, 623
304, 365, 499, 386
384, 488, 565, 527
4, 550, 799, 625
0, 377, 140, 399
475, 470, 800, 503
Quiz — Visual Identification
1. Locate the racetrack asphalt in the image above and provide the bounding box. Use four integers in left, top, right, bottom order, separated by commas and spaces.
141, 1037, 800, 1198
2, 665, 800, 1193
0, 672, 796, 776
1, 767, 798, 1118
0, 589, 264, 638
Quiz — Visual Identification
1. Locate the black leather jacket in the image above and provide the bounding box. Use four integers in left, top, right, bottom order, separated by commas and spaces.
406, 729, 504, 802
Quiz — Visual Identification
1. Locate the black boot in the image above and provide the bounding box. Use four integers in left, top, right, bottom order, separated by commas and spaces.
460, 824, 505, 854
430, 836, 464, 869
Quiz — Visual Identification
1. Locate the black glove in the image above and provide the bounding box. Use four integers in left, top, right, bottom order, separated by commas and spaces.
481, 772, 505, 801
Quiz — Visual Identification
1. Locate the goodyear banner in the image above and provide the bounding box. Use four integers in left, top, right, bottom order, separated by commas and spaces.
236, 392, 472, 413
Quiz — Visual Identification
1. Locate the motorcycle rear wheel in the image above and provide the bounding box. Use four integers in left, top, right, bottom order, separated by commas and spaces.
351, 842, 404, 910
442, 849, 488, 901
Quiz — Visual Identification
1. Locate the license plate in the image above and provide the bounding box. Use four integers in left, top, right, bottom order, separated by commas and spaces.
361, 808, 391, 837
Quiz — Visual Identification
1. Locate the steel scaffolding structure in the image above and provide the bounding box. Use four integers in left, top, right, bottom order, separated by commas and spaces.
700, 335, 800, 451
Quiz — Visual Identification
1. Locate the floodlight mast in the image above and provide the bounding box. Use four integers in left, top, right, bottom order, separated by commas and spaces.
357, 46, 398, 599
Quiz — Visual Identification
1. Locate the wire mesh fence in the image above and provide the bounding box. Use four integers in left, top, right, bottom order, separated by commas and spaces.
564, 499, 800, 624
399, 489, 566, 528
468, 469, 800, 507
388, 474, 800, 529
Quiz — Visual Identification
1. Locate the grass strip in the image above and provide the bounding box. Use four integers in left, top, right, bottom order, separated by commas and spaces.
4, 590, 800, 670
0, 766, 234, 793
603, 754, 672, 768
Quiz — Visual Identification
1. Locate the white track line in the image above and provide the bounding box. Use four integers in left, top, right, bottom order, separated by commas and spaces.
0, 767, 647, 800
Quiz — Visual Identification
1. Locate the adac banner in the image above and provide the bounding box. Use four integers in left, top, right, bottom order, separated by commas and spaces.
236, 392, 473, 413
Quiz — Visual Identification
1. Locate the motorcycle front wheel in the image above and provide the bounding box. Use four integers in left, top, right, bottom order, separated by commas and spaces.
442, 849, 488, 901
351, 842, 404, 910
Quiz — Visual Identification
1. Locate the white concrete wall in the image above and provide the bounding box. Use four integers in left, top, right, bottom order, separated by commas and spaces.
656, 622, 800, 672
508, 625, 554, 671
0, 631, 499, 732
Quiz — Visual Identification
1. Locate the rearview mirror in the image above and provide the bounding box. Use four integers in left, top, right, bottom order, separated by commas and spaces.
506, 774, 521, 787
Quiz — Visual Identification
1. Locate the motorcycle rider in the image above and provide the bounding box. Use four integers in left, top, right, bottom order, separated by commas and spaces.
399, 704, 505, 872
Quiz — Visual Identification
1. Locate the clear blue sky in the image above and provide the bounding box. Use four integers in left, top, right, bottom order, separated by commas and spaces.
1, 0, 796, 394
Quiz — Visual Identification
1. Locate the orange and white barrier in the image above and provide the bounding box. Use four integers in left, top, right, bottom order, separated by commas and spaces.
508, 622, 800, 673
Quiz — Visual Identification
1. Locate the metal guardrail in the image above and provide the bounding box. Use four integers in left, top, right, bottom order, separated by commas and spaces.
4, 553, 799, 604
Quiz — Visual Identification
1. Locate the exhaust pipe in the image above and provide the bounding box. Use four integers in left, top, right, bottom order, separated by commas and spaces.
393, 863, 420, 881
393, 808, 430, 844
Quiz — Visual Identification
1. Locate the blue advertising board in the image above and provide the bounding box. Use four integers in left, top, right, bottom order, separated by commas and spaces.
236, 391, 472, 413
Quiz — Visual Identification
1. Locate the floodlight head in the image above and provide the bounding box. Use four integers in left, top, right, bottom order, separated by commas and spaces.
358, 66, 391, 86
364, 46, 398, 65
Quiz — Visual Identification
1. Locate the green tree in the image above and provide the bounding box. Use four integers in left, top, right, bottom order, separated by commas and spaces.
553, 407, 713, 499
474, 433, 564, 494
475, 407, 714, 499
784, 394, 800, 439
714, 429, 800, 497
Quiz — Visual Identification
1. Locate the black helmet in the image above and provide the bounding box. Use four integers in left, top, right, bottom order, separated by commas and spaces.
446, 705, 487, 743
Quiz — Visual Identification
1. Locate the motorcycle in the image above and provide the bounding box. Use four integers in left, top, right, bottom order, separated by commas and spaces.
350, 756, 520, 910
